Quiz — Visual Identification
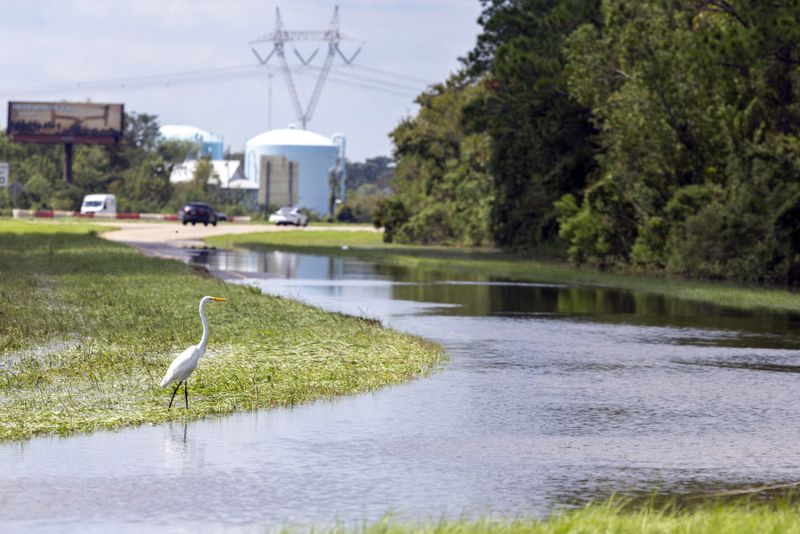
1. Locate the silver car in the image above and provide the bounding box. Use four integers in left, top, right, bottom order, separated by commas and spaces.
268, 206, 309, 227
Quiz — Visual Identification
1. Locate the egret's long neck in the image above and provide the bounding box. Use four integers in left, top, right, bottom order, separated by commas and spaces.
198, 300, 210, 350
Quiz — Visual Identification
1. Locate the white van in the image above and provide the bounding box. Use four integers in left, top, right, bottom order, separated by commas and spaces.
80, 194, 117, 215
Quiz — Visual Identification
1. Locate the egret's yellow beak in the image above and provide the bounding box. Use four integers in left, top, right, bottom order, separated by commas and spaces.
211, 297, 227, 302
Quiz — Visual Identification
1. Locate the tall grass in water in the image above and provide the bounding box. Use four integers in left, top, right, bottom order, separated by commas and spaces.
319, 498, 800, 533
0, 220, 443, 440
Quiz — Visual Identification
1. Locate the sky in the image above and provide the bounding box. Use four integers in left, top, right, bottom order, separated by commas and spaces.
0, 1, 484, 162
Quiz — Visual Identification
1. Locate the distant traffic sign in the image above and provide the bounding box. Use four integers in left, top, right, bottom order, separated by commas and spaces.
0, 162, 8, 188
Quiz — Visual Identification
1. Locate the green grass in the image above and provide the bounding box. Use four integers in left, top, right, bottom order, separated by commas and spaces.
210, 229, 388, 249
207, 230, 800, 314
0, 220, 444, 441
319, 498, 800, 533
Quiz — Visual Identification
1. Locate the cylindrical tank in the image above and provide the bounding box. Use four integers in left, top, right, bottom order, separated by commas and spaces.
245, 127, 338, 215
159, 124, 224, 160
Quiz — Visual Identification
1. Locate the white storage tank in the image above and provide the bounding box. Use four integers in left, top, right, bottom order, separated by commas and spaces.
245, 127, 339, 216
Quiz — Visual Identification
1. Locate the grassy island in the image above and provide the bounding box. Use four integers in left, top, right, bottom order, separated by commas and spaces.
0, 220, 443, 441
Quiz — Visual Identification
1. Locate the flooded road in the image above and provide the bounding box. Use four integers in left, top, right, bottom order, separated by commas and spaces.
4, 246, 800, 532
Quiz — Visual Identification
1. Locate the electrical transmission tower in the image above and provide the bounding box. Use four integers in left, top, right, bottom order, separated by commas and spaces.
250, 5, 362, 130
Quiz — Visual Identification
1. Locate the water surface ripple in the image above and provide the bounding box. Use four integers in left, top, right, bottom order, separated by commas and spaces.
3, 248, 800, 532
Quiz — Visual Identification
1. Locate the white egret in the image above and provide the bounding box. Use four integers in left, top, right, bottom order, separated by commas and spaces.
161, 295, 227, 409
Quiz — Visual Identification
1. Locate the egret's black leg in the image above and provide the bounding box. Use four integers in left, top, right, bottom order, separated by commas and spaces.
168, 381, 183, 409
184, 380, 189, 409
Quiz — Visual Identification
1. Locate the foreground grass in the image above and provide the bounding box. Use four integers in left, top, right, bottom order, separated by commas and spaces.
323, 499, 800, 534
0, 220, 443, 441
208, 230, 800, 314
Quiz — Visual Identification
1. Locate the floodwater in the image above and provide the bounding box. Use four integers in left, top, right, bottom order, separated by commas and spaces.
4, 247, 800, 532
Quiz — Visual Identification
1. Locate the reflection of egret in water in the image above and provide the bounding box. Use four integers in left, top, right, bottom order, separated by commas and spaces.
162, 421, 192, 473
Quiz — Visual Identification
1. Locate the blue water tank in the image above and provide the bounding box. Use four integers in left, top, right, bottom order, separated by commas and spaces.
159, 124, 224, 160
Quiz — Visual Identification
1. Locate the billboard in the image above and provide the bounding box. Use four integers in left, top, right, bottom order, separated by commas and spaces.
7, 101, 124, 144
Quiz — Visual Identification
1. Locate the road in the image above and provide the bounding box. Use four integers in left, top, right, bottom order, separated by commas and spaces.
102, 221, 374, 245
101, 221, 376, 266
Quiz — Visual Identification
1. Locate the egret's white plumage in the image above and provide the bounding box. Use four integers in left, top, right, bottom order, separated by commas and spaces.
161, 295, 226, 408
160, 344, 203, 389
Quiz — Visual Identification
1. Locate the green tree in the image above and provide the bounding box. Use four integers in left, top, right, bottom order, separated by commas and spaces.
109, 154, 174, 213
346, 156, 394, 193
560, 0, 800, 282
0, 111, 192, 212
561, 1, 723, 267
23, 175, 51, 208
463, 0, 601, 251
338, 183, 387, 223
0, 133, 60, 209
385, 76, 493, 245
192, 156, 215, 191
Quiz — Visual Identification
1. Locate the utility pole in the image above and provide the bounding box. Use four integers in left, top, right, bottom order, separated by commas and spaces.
268, 72, 274, 130
250, 5, 362, 130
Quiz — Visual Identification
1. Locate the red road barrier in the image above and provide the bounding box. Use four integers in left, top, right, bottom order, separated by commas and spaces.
13, 209, 251, 223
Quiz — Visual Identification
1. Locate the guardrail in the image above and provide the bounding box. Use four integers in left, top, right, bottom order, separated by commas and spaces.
12, 209, 251, 223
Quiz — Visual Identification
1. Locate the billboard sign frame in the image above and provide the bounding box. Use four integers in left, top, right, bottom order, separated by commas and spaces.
7, 101, 125, 145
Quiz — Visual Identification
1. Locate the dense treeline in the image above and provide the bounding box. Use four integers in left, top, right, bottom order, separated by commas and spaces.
377, 0, 800, 284
379, 77, 493, 244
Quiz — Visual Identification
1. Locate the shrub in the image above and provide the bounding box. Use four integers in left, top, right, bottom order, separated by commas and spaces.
373, 197, 410, 243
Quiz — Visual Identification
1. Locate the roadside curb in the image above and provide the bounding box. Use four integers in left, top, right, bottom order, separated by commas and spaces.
12, 209, 252, 223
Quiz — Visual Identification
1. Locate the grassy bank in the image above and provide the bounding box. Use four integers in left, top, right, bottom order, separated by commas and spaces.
327, 499, 800, 534
0, 220, 443, 441
207, 230, 800, 314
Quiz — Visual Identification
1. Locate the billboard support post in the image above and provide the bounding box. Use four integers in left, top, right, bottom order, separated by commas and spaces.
63, 143, 74, 184
9, 182, 22, 209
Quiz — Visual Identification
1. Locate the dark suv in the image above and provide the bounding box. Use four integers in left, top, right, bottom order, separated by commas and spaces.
179, 202, 218, 226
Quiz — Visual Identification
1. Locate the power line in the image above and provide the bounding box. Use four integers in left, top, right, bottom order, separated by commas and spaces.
345, 64, 434, 85
306, 65, 423, 94
0, 62, 427, 99
0, 64, 260, 96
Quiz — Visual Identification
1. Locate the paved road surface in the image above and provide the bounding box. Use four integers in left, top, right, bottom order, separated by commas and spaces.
101, 221, 376, 278
102, 221, 374, 247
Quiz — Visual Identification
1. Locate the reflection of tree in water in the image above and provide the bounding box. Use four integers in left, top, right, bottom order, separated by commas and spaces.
191, 248, 800, 348
380, 264, 800, 345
